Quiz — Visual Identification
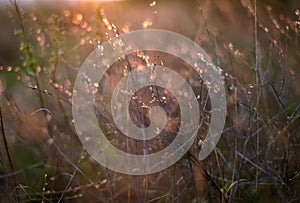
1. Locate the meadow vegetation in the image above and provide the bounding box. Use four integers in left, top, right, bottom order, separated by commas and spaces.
0, 0, 299, 202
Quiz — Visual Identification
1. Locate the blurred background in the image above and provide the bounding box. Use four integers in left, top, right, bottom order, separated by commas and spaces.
0, 0, 300, 202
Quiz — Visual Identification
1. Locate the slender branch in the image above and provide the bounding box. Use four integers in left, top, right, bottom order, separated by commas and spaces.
0, 106, 19, 202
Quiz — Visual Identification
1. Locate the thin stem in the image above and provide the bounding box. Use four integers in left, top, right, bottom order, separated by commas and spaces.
254, 0, 260, 196
0, 106, 19, 202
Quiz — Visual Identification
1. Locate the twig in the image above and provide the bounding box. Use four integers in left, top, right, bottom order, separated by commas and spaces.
0, 162, 43, 179
31, 108, 52, 116
57, 151, 85, 203
0, 106, 19, 202
236, 151, 283, 184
